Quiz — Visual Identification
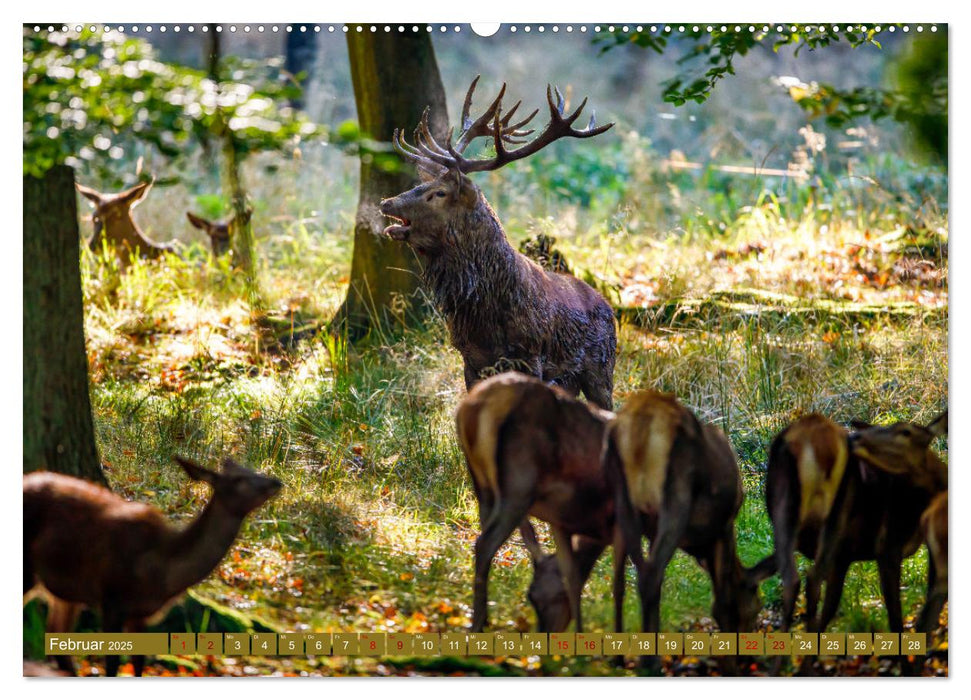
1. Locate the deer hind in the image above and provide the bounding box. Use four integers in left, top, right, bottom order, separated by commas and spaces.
455, 372, 623, 634
186, 207, 252, 257
381, 77, 617, 410
605, 390, 761, 671
753, 411, 947, 642
76, 180, 178, 267
23, 456, 281, 676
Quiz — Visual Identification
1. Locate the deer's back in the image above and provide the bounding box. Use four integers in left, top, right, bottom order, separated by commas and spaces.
25, 472, 171, 605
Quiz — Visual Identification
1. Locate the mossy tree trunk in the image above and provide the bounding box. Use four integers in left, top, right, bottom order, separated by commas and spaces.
207, 25, 260, 303
23, 165, 105, 485
336, 28, 449, 339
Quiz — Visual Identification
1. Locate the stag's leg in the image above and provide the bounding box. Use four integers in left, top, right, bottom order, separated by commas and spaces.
578, 371, 613, 411
877, 552, 904, 633
463, 362, 481, 391
550, 527, 584, 632
472, 497, 531, 632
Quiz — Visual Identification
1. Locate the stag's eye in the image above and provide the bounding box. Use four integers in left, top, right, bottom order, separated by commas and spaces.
436, 191, 446, 197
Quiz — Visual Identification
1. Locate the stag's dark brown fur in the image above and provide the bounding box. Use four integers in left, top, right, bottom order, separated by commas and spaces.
382, 177, 616, 408
382, 79, 616, 409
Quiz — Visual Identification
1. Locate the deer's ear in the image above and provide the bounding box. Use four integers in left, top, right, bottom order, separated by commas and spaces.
75, 183, 103, 206
417, 164, 440, 183
744, 556, 778, 585
186, 212, 211, 231
121, 180, 152, 205
174, 456, 219, 484
457, 173, 478, 208
220, 457, 251, 476
927, 410, 948, 438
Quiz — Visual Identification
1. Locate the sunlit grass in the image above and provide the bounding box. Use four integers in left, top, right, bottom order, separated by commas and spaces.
72, 152, 948, 674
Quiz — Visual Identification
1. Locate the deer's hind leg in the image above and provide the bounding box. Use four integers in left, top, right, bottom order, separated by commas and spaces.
472, 496, 532, 632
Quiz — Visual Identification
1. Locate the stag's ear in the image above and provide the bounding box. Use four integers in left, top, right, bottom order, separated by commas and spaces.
76, 183, 103, 206
186, 212, 211, 231
417, 163, 441, 183
174, 456, 219, 484
457, 172, 478, 208
926, 410, 947, 438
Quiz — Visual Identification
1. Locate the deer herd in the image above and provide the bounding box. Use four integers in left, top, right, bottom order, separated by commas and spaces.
25, 78, 948, 676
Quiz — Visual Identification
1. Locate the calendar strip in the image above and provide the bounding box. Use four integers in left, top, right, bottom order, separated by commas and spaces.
44, 632, 928, 657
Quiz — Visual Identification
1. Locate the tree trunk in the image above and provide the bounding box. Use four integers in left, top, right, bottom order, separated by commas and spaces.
337, 28, 449, 339
23, 165, 105, 484
207, 25, 260, 302
285, 26, 318, 110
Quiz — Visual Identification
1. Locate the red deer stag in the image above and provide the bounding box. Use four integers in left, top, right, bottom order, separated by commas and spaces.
186, 207, 252, 257
605, 390, 761, 670
24, 457, 281, 676
382, 78, 617, 410
455, 372, 623, 633
76, 180, 177, 266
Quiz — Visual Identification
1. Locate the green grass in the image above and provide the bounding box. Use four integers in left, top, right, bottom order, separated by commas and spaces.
65, 140, 949, 675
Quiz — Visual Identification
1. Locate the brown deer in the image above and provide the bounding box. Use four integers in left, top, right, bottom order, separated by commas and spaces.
382, 77, 617, 410
605, 390, 761, 668
917, 491, 947, 634
76, 180, 177, 266
24, 456, 281, 676
756, 414, 851, 633
186, 207, 252, 257
754, 411, 947, 637
455, 372, 624, 633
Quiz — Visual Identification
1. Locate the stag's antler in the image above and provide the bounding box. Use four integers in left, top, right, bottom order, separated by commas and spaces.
393, 76, 613, 176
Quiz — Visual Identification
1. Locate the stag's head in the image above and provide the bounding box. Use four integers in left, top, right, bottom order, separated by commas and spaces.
381, 76, 612, 257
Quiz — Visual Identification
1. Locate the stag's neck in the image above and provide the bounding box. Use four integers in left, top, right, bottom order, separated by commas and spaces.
426, 197, 531, 314
162, 497, 245, 596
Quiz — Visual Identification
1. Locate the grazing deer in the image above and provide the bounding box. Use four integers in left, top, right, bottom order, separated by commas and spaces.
916, 491, 947, 634
455, 372, 623, 633
605, 390, 761, 664
755, 414, 851, 632
76, 180, 177, 266
383, 77, 617, 410
24, 457, 281, 676
754, 411, 947, 636
186, 207, 252, 257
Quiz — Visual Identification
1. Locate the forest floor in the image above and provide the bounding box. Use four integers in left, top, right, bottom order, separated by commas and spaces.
32, 196, 948, 677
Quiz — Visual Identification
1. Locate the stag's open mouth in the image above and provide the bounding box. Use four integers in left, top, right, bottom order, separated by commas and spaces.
382, 215, 411, 240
